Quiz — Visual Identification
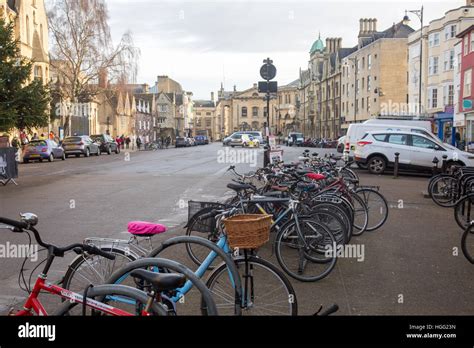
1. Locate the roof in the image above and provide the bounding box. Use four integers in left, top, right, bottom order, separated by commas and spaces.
457, 24, 474, 38
358, 21, 415, 49
194, 100, 215, 108
310, 33, 325, 55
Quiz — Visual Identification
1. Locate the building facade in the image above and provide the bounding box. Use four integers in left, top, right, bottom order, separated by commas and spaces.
276, 80, 300, 137
408, 3, 474, 144
194, 98, 218, 141
341, 18, 414, 131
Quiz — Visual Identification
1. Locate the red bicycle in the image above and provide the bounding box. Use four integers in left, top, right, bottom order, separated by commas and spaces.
0, 213, 181, 316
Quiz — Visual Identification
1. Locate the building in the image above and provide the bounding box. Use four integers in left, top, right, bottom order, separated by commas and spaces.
309, 36, 356, 139
342, 18, 414, 131
194, 96, 218, 141
276, 79, 300, 137
216, 84, 237, 139
408, 3, 474, 144
1, 0, 49, 83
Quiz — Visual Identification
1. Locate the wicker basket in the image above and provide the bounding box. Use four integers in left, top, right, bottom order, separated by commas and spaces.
223, 214, 272, 250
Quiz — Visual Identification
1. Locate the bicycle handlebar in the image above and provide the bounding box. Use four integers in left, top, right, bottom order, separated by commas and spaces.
317, 304, 339, 316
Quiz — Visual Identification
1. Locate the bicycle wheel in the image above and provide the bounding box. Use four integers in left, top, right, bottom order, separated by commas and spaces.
62, 247, 137, 293
461, 224, 474, 264
348, 193, 369, 236
454, 194, 474, 230
185, 207, 222, 269
310, 208, 348, 245
311, 202, 353, 242
205, 256, 297, 315
340, 167, 359, 182
275, 217, 337, 282
429, 175, 459, 207
355, 188, 389, 232
53, 284, 167, 316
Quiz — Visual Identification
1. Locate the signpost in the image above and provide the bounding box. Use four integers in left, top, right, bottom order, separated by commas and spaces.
259, 58, 277, 167
0, 148, 19, 186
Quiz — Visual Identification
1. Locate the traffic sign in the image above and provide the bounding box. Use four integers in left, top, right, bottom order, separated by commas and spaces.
260, 64, 277, 81
463, 99, 473, 110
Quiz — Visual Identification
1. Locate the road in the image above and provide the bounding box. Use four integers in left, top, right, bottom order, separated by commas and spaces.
0, 143, 473, 315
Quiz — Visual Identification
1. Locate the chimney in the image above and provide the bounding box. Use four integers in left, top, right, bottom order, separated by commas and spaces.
326, 38, 331, 52
233, 85, 237, 92
99, 68, 108, 89
359, 19, 364, 35
372, 18, 377, 32
253, 83, 258, 89
337, 38, 342, 51
211, 92, 215, 102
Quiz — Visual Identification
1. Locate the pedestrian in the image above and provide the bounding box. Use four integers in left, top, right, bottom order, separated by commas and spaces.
456, 132, 461, 149
136, 136, 142, 151
125, 136, 131, 149
39, 133, 46, 140
32, 133, 39, 141
120, 135, 125, 149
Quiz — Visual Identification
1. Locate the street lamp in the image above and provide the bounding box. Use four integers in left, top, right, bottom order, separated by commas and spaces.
404, 7, 424, 116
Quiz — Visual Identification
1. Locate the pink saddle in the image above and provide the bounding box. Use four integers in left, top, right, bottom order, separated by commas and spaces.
128, 221, 167, 237
306, 173, 326, 181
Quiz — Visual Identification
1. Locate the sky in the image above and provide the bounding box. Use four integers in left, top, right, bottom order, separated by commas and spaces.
104, 0, 466, 99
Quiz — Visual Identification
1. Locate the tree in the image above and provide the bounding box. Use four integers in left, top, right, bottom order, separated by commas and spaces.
0, 19, 50, 133
48, 0, 140, 135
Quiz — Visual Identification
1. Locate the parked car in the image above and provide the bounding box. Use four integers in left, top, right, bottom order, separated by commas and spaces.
176, 137, 190, 148
23, 140, 66, 163
91, 134, 120, 155
188, 137, 197, 146
354, 131, 474, 175
228, 134, 244, 147
242, 134, 260, 148
62, 136, 101, 158
194, 135, 209, 145
287, 133, 305, 147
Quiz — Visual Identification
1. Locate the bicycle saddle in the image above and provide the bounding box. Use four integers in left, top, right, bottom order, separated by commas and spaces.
128, 221, 167, 237
130, 269, 186, 292
227, 183, 254, 192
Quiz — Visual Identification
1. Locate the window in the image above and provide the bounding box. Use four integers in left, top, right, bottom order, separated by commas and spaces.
367, 97, 370, 112
355, 80, 359, 95
412, 135, 438, 149
196, 112, 201, 116
428, 88, 438, 108
429, 56, 439, 75
464, 69, 472, 97
429, 32, 440, 47
445, 24, 457, 40
252, 107, 259, 117
448, 85, 454, 106
373, 134, 387, 142
368, 54, 372, 69
361, 97, 365, 110
387, 134, 408, 146
205, 119, 212, 127
367, 76, 371, 91
241, 107, 248, 117
465, 36, 470, 56
34, 65, 42, 80
471, 31, 474, 53
362, 57, 365, 69
264, 107, 268, 117
206, 112, 211, 116
362, 78, 365, 90
444, 50, 455, 71
26, 16, 30, 45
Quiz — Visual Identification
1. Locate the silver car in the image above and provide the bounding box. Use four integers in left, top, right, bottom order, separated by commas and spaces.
62, 136, 101, 158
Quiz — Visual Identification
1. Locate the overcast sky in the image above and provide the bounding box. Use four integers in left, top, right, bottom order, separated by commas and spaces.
105, 0, 465, 99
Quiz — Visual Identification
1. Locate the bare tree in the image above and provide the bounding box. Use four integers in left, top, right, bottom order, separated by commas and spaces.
47, 0, 140, 135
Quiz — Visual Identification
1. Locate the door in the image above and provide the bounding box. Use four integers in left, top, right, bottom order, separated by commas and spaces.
51, 141, 61, 158
409, 135, 446, 169
385, 134, 411, 167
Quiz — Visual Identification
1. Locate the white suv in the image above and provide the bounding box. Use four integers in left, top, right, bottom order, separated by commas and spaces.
354, 131, 474, 175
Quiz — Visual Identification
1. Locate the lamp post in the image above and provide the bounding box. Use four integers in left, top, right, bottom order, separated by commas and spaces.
404, 7, 424, 116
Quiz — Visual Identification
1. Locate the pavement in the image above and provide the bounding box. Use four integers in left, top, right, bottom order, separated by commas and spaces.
0, 143, 473, 315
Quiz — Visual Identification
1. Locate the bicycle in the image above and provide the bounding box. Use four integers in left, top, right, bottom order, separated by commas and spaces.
0, 213, 188, 316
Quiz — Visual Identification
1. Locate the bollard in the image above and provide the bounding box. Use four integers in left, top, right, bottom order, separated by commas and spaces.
432, 157, 440, 176
441, 155, 448, 174
394, 153, 400, 179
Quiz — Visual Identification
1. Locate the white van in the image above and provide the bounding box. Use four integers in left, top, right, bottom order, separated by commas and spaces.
343, 120, 434, 161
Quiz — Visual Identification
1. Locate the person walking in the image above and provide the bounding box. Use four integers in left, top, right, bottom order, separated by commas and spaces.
32, 133, 39, 141
125, 136, 131, 149
136, 136, 142, 151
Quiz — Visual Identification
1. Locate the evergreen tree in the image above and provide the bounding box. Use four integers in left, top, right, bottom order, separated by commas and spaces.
0, 19, 50, 133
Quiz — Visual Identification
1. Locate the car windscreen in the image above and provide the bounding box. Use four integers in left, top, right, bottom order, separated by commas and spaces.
28, 141, 47, 147
64, 137, 82, 143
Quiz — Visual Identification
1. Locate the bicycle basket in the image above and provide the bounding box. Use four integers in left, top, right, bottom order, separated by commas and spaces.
187, 201, 227, 233
223, 214, 272, 250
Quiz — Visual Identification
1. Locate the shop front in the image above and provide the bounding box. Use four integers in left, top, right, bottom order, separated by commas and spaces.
434, 111, 456, 146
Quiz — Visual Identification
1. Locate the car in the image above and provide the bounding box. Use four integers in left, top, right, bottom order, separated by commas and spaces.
354, 130, 474, 175
188, 137, 197, 146
227, 133, 244, 148
243, 131, 264, 144
194, 135, 209, 145
23, 140, 66, 163
176, 137, 190, 148
287, 132, 304, 147
62, 136, 101, 158
242, 134, 260, 148
91, 134, 120, 155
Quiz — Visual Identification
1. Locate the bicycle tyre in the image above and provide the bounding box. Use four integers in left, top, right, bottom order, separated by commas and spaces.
355, 188, 389, 232
461, 224, 474, 264
204, 256, 297, 316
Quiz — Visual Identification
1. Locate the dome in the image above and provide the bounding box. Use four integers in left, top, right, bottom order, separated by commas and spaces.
310, 33, 324, 55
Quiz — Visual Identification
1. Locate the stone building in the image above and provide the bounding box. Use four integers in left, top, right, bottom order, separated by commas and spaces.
341, 18, 414, 130
194, 96, 217, 141
276, 80, 300, 136
408, 3, 474, 143
1, 0, 49, 83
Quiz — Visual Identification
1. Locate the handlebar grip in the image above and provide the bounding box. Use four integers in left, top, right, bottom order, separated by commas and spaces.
84, 245, 116, 260
0, 217, 28, 231
318, 304, 339, 316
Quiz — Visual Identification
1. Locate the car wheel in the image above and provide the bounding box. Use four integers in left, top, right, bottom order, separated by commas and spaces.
367, 156, 386, 175
39, 158, 43, 163
96, 148, 101, 156
85, 148, 90, 157
23, 159, 29, 164
48, 154, 54, 163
